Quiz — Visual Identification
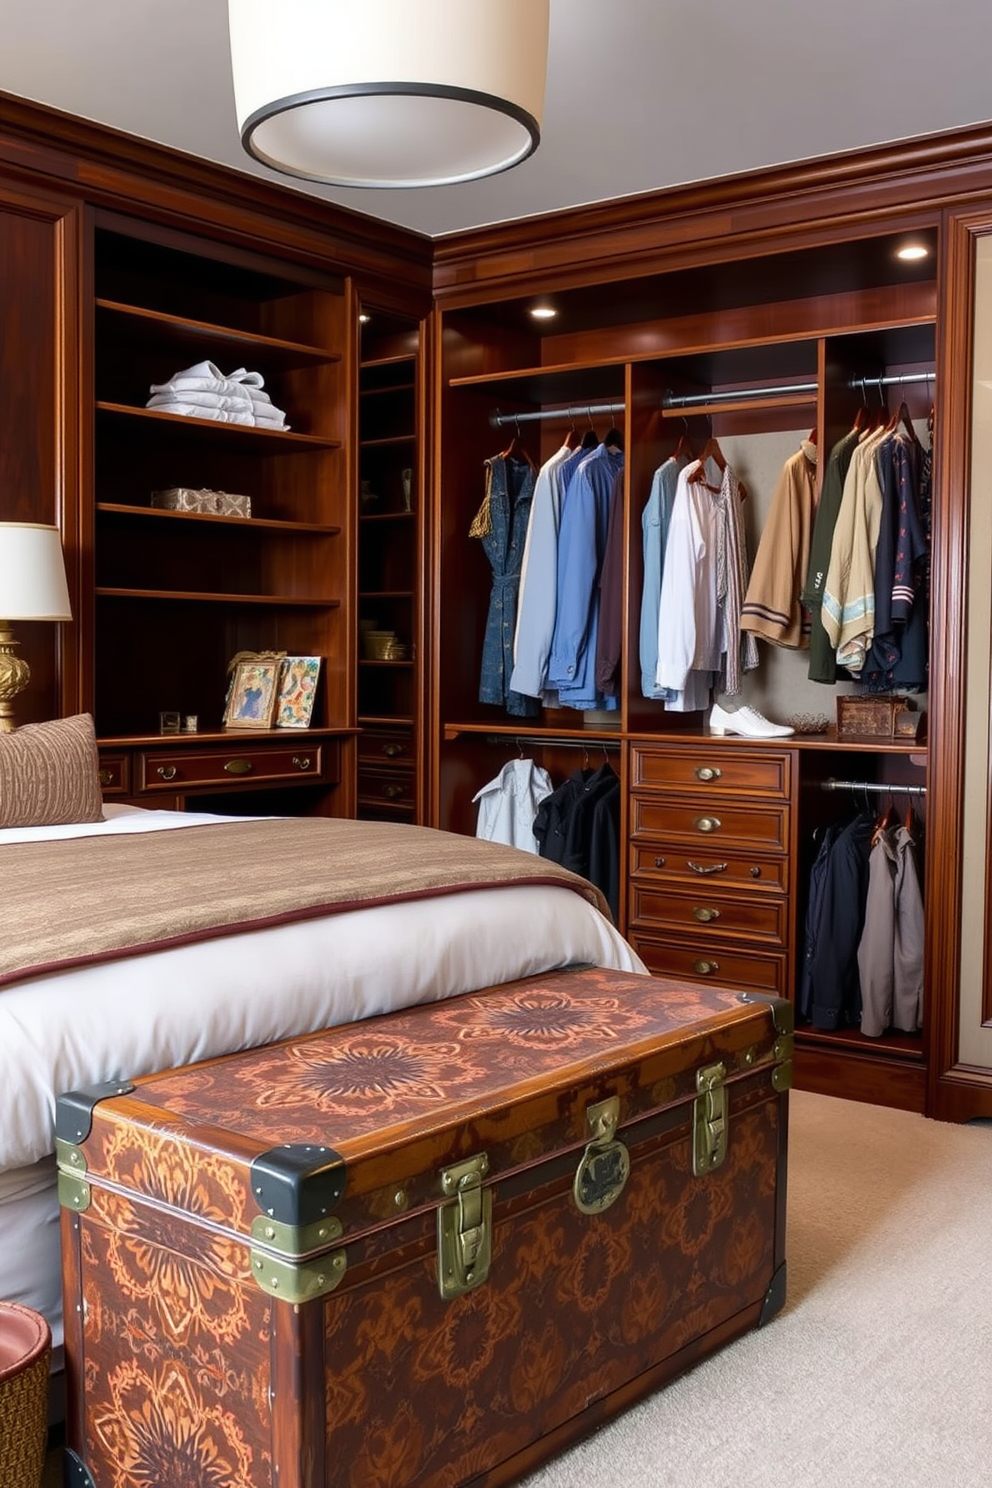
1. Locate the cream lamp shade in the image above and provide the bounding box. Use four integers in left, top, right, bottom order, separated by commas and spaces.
228, 0, 550, 188
0, 522, 72, 732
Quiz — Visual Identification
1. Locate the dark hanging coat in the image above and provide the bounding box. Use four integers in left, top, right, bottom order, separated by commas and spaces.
471, 453, 540, 718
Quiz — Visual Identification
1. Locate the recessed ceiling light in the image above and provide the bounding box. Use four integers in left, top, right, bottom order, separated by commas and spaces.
530, 305, 557, 321
358, 313, 371, 323
896, 244, 929, 261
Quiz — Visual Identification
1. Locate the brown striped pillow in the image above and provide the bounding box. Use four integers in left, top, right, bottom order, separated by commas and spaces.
0, 713, 104, 828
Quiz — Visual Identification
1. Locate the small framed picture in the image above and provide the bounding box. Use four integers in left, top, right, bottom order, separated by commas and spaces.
223, 659, 280, 729
275, 655, 322, 729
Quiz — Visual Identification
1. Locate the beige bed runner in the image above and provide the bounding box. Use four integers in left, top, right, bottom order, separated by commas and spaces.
2, 817, 609, 987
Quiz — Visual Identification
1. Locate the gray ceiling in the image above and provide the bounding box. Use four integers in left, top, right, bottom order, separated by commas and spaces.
3, 0, 991, 240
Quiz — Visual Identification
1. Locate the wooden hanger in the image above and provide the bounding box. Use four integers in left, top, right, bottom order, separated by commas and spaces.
673, 429, 694, 462
887, 399, 921, 445
688, 436, 725, 490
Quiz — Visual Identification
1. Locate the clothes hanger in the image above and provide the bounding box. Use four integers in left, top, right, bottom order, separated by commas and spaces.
673, 419, 693, 462
887, 399, 921, 445
688, 435, 725, 490
500, 415, 537, 468
580, 408, 599, 450
563, 409, 580, 450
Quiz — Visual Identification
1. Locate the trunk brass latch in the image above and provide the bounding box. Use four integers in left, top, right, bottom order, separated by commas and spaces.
573, 1095, 630, 1215
437, 1153, 492, 1300
693, 1061, 728, 1175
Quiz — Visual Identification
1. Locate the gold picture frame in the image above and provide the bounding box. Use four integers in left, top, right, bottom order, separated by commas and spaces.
223, 659, 280, 729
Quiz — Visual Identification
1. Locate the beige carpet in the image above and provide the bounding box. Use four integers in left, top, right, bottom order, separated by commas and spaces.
44, 1091, 992, 1487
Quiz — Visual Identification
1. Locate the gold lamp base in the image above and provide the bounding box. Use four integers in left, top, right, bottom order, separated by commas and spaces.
0, 621, 30, 732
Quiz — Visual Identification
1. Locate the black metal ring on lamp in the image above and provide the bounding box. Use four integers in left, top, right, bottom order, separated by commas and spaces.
241, 81, 541, 188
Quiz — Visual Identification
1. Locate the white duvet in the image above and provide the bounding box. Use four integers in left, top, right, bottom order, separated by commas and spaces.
0, 806, 646, 1349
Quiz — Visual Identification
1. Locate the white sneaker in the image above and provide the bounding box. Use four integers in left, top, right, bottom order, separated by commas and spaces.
709, 702, 794, 738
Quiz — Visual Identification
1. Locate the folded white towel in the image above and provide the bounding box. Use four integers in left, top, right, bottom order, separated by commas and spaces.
146, 400, 255, 425
148, 390, 255, 415
252, 407, 290, 429
149, 362, 268, 398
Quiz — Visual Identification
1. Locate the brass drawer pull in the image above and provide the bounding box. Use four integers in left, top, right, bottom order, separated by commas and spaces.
688, 860, 728, 875
98, 768, 114, 787
292, 755, 312, 771
693, 959, 720, 976
693, 907, 721, 923
382, 742, 404, 757
156, 765, 177, 782
654, 855, 666, 868
694, 816, 721, 833
383, 783, 405, 799
224, 759, 253, 776
695, 766, 722, 782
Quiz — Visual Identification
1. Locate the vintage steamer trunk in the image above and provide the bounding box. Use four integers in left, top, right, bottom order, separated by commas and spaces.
57, 967, 791, 1488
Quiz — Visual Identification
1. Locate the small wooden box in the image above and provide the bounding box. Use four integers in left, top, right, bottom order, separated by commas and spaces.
836, 694, 901, 739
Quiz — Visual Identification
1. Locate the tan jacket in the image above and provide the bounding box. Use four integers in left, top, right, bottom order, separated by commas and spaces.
741, 442, 818, 647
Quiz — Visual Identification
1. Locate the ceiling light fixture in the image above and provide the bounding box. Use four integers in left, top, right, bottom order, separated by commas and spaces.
529, 305, 557, 321
228, 0, 550, 190
896, 243, 929, 261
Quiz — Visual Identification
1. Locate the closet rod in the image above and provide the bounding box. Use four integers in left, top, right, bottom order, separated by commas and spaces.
821, 778, 926, 797
489, 401, 625, 429
484, 733, 621, 751
662, 371, 935, 412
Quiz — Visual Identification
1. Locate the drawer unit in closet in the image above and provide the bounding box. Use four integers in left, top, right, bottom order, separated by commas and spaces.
628, 883, 788, 947
629, 932, 789, 996
629, 842, 789, 894
357, 726, 416, 768
138, 741, 333, 793
631, 745, 791, 799
630, 796, 790, 855
357, 765, 416, 815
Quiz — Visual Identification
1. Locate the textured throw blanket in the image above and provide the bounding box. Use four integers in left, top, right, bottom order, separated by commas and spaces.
2, 816, 609, 987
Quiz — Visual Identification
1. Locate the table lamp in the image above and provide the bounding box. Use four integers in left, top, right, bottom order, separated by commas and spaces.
0, 522, 72, 732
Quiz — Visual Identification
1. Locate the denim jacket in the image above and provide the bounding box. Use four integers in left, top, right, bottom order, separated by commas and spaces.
473, 454, 540, 717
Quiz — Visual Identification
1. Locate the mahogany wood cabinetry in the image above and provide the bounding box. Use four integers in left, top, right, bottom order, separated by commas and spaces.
357, 313, 425, 821
89, 215, 353, 813
627, 743, 792, 996
432, 214, 940, 1113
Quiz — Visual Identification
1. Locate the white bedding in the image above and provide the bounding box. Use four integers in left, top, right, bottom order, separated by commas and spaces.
0, 806, 646, 1349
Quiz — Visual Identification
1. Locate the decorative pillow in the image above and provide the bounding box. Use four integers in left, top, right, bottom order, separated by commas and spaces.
0, 713, 104, 828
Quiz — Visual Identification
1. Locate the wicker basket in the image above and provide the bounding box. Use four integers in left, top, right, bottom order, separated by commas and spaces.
0, 1302, 51, 1488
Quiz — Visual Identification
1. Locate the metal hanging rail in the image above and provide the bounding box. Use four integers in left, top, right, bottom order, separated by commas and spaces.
483, 733, 621, 751
822, 778, 927, 798
489, 401, 625, 428
662, 370, 935, 412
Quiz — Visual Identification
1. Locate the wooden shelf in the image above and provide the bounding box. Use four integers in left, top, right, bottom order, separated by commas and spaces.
96, 298, 339, 369
96, 401, 341, 450
97, 588, 340, 606
96, 503, 341, 535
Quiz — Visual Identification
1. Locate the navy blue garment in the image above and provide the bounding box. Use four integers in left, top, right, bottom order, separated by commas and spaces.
473, 454, 540, 717
533, 762, 621, 921
799, 823, 841, 1022
805, 813, 874, 1030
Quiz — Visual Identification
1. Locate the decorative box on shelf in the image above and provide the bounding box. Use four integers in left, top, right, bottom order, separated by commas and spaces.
836, 694, 924, 740
151, 488, 252, 517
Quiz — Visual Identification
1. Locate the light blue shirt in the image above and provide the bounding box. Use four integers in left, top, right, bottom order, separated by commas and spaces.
510, 444, 590, 700
639, 457, 682, 699
547, 444, 624, 711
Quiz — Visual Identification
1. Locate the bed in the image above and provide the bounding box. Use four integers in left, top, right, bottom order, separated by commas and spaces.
0, 716, 646, 1371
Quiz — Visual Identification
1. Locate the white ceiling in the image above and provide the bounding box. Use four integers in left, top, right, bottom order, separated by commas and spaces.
2, 0, 992, 240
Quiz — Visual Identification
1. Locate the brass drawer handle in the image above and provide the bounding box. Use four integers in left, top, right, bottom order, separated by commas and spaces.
156, 765, 177, 782
383, 783, 405, 799
694, 816, 721, 833
693, 907, 721, 923
693, 959, 720, 976
654, 855, 666, 868
695, 766, 722, 782
382, 742, 404, 757
292, 755, 312, 771
688, 861, 728, 875
98, 768, 114, 787
224, 759, 253, 776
